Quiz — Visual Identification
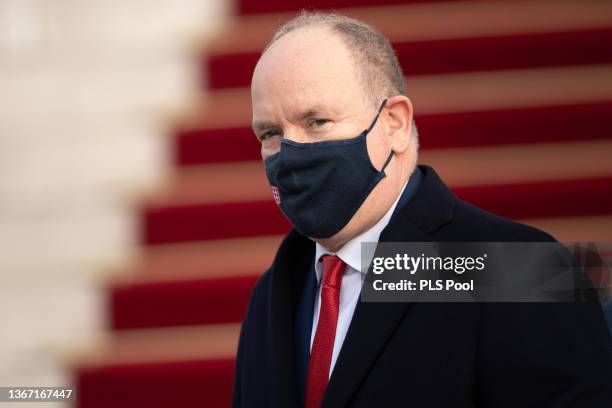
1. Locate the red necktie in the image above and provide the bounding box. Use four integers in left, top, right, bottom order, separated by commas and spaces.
304, 255, 346, 408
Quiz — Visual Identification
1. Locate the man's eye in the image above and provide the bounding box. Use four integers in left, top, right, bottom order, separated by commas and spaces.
261, 130, 281, 140
308, 119, 331, 128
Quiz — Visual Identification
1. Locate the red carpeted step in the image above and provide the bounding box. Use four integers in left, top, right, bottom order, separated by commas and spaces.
175, 101, 612, 166
525, 215, 612, 244
212, 1, 612, 57
142, 200, 290, 245
455, 178, 612, 221
108, 235, 281, 329
77, 359, 234, 408
141, 177, 612, 245
110, 275, 258, 330
74, 325, 239, 408
237, 0, 442, 15
206, 28, 612, 90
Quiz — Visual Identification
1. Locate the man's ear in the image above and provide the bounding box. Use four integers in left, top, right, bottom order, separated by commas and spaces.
384, 95, 413, 154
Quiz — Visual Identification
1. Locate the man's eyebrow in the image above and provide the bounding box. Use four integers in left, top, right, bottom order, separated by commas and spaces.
295, 106, 335, 121
252, 121, 277, 133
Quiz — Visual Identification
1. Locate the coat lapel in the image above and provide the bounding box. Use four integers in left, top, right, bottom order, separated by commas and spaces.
268, 230, 315, 408
321, 165, 457, 407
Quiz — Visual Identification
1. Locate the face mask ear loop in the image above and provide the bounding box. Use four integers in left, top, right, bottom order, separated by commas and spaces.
365, 98, 388, 134
366, 99, 393, 174
381, 148, 394, 174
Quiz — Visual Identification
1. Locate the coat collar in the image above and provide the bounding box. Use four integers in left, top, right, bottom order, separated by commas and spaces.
394, 164, 456, 236
267, 165, 457, 407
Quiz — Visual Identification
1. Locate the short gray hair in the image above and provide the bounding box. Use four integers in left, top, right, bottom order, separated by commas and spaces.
264, 11, 419, 148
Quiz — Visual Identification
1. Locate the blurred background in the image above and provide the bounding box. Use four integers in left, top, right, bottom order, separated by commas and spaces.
0, 0, 611, 407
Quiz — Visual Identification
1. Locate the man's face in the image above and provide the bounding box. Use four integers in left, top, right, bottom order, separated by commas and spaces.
251, 25, 405, 247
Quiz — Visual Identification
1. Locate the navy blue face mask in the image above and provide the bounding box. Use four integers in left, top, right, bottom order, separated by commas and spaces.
264, 99, 393, 238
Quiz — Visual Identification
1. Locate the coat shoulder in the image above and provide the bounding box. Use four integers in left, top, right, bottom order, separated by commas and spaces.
443, 199, 557, 242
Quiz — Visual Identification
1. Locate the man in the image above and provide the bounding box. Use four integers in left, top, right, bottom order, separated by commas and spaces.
233, 12, 612, 407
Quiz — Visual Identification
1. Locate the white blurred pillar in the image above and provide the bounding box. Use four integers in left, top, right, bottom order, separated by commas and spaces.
0, 0, 226, 389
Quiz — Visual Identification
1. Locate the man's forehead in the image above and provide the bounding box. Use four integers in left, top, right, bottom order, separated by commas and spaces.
264, 25, 341, 60
251, 26, 363, 124
252, 26, 356, 90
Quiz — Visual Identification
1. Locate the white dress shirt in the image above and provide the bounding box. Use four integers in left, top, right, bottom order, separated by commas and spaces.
310, 181, 408, 378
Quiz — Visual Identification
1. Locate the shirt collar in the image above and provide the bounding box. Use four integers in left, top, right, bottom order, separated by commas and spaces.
314, 177, 409, 284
